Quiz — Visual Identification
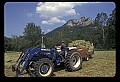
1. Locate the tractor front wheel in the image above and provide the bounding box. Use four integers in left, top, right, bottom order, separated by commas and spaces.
34, 58, 54, 77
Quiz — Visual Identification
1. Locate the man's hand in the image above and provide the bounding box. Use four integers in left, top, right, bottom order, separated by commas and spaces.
55, 46, 61, 49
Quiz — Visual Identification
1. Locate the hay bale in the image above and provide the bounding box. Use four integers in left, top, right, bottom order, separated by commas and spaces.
68, 43, 73, 47
85, 41, 94, 53
85, 41, 91, 49
68, 40, 86, 48
68, 40, 94, 54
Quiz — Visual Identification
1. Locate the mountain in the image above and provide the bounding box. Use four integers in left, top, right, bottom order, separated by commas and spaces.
63, 16, 94, 27
45, 16, 102, 48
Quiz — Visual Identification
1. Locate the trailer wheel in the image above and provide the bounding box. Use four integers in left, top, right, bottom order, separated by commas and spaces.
34, 58, 54, 77
85, 55, 89, 61
64, 52, 82, 72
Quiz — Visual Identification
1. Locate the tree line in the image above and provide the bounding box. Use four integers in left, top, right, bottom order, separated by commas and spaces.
4, 23, 42, 52
4, 8, 116, 52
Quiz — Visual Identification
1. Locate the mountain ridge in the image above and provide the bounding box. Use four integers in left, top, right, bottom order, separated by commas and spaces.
63, 16, 94, 27
46, 16, 95, 35
44, 16, 99, 48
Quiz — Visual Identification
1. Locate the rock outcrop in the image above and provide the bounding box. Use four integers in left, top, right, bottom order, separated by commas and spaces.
64, 16, 94, 27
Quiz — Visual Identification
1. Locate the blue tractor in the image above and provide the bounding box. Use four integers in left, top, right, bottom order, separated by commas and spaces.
12, 47, 83, 77
12, 35, 83, 77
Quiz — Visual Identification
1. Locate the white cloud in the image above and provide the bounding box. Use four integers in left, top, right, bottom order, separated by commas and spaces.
36, 2, 101, 17
37, 2, 44, 6
41, 21, 49, 24
36, 2, 79, 25
50, 17, 66, 23
36, 2, 101, 25
26, 12, 34, 17
36, 2, 79, 18
41, 17, 66, 24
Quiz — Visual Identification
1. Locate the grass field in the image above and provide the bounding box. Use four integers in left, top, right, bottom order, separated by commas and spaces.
4, 51, 116, 77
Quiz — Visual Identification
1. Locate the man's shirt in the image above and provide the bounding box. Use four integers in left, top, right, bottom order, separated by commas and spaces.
60, 43, 66, 51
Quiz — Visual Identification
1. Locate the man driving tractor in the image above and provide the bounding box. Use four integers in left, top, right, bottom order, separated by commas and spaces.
55, 41, 66, 57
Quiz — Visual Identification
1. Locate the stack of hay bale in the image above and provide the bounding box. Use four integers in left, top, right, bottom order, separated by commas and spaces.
85, 41, 91, 49
68, 40, 94, 54
86, 41, 94, 54
68, 40, 86, 48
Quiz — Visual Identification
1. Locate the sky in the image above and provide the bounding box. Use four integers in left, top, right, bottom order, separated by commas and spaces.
4, 2, 116, 38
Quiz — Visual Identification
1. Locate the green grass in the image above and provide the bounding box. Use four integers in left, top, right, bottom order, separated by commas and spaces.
4, 51, 116, 77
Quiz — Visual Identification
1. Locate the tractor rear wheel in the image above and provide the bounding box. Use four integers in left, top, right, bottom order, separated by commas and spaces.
64, 52, 82, 72
34, 58, 54, 77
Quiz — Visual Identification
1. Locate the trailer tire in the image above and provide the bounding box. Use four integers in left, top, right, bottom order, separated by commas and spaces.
85, 55, 89, 61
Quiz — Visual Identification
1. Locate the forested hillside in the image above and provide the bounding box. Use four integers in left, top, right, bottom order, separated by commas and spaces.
45, 24, 102, 48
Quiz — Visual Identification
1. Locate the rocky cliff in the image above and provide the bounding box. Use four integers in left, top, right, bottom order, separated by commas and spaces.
64, 16, 94, 27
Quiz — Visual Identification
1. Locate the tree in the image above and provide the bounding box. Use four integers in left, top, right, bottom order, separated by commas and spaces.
94, 12, 108, 48
107, 8, 116, 26
106, 8, 116, 49
4, 36, 12, 52
23, 22, 42, 48
11, 35, 24, 51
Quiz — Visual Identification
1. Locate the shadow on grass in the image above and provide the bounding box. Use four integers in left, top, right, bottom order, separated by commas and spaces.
52, 63, 65, 77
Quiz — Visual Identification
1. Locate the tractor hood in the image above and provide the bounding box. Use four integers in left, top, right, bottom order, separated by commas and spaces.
23, 48, 57, 55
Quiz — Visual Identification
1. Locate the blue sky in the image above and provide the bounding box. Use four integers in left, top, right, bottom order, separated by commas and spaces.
4, 2, 116, 38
